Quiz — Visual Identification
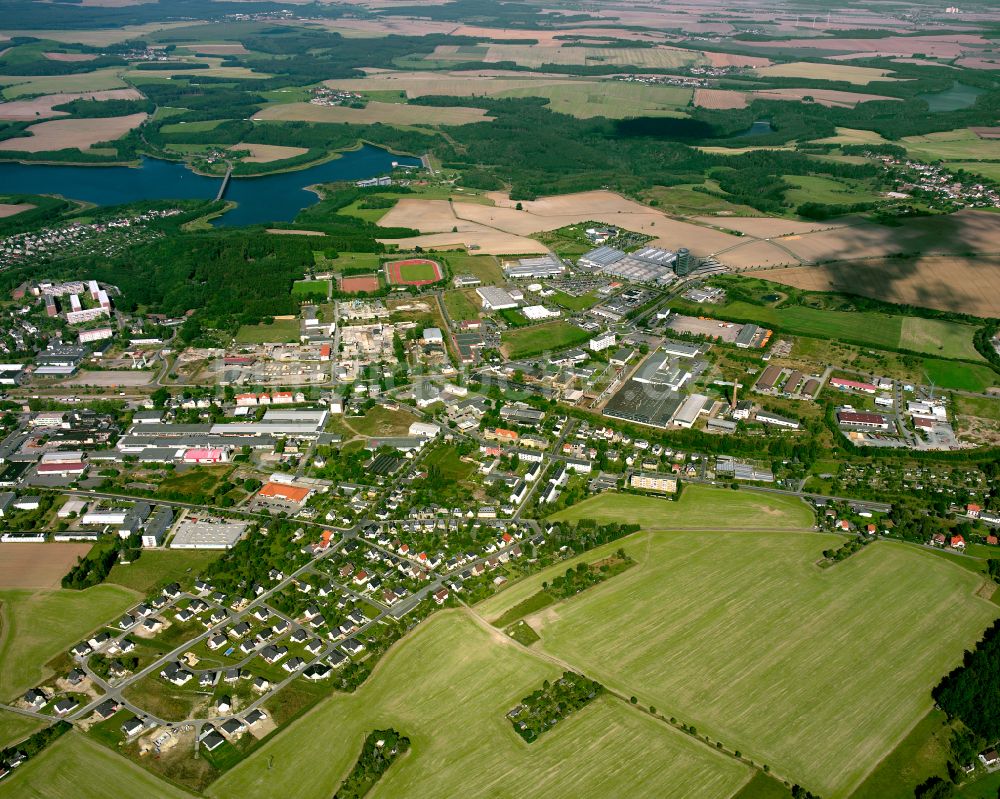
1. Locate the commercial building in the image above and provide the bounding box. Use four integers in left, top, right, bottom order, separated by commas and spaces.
170, 519, 248, 549
503, 255, 564, 279
142, 506, 174, 548
661, 340, 700, 359
755, 364, 783, 391
674, 248, 696, 276
755, 411, 800, 430
830, 377, 878, 394
604, 378, 682, 429
521, 305, 559, 321
837, 410, 892, 430
79, 327, 113, 344
476, 286, 519, 311
632, 351, 692, 392
578, 246, 625, 271
672, 393, 710, 429
0, 364, 25, 386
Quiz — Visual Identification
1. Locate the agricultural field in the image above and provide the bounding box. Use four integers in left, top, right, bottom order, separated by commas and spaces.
751, 62, 898, 84
922, 358, 999, 393
693, 88, 747, 109
0, 88, 143, 121
106, 550, 222, 595
0, 68, 128, 99
232, 142, 309, 163
549, 485, 815, 531
209, 612, 751, 799
0, 113, 147, 153
234, 317, 300, 344
0, 585, 138, 699
323, 72, 586, 100
514, 532, 996, 797
252, 101, 492, 126
495, 82, 692, 119
0, 708, 42, 750
761, 256, 1000, 319
501, 321, 591, 359
0, 543, 93, 589
477, 43, 705, 69
782, 174, 883, 206
809, 127, 892, 147
899, 317, 984, 361
0, 732, 196, 799
901, 128, 1000, 162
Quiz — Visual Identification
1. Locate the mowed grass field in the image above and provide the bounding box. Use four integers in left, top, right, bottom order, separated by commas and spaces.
0, 708, 42, 749
209, 611, 751, 799
511, 531, 996, 798
710, 299, 980, 358
0, 585, 138, 699
496, 82, 692, 119
0, 732, 196, 799
234, 317, 300, 344
901, 128, 1000, 162
106, 549, 222, 594
900, 317, 984, 361
550, 485, 815, 530
502, 321, 591, 358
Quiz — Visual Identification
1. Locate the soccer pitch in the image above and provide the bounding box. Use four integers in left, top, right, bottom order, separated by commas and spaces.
512, 530, 997, 797
209, 612, 751, 799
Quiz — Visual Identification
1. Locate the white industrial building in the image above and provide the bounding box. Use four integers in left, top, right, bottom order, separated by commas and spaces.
476, 286, 519, 311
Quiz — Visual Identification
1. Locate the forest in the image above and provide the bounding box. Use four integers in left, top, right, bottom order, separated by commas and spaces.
933, 620, 1000, 741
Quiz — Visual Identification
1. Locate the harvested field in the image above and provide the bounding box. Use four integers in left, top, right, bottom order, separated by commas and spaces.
752, 88, 899, 107
475, 43, 704, 69
774, 210, 1000, 265
694, 216, 849, 237
741, 35, 988, 59
715, 239, 802, 270
323, 71, 586, 100
181, 43, 250, 55
693, 88, 746, 109
760, 256, 1000, 318
0, 544, 92, 589
232, 142, 308, 163
0, 112, 146, 152
0, 88, 143, 121
704, 52, 771, 67
0, 203, 33, 218
971, 127, 1000, 139
43, 52, 98, 62
752, 62, 898, 84
810, 127, 891, 146
339, 274, 380, 293
380, 191, 759, 259
265, 228, 324, 236
380, 231, 548, 255
253, 101, 491, 125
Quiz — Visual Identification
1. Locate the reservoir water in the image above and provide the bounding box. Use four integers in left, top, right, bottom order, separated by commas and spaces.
917, 82, 984, 113
0, 144, 421, 226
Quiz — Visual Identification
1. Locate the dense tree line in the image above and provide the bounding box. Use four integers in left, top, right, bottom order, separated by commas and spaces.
933, 620, 1000, 740
1, 722, 71, 769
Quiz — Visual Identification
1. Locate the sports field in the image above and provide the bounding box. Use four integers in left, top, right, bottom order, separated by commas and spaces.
0, 585, 138, 699
384, 258, 443, 286
549, 485, 814, 530
510, 531, 996, 797
338, 274, 380, 293
209, 612, 751, 799
0, 732, 195, 799
291, 279, 329, 297
501, 321, 591, 359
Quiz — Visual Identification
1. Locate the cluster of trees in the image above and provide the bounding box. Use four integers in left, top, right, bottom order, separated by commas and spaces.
62, 538, 123, 589
510, 671, 603, 743
0, 722, 71, 770
333, 728, 411, 799
543, 549, 633, 599
933, 619, 1000, 741
821, 537, 870, 563
204, 519, 311, 598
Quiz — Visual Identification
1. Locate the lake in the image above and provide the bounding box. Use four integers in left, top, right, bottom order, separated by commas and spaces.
736, 120, 773, 138
0, 144, 421, 226
917, 82, 984, 113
